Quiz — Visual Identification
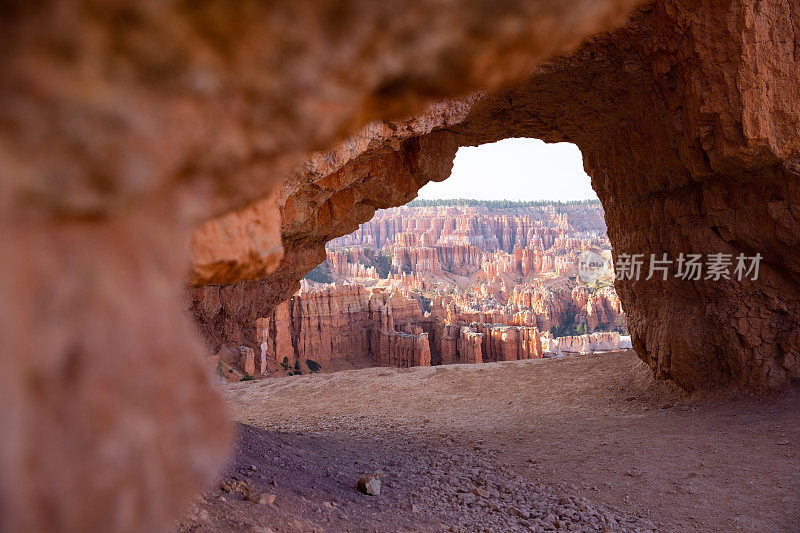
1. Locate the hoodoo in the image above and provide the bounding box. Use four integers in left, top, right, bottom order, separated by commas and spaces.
193, 202, 623, 371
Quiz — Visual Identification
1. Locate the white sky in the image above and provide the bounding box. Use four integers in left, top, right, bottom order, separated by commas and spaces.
416, 138, 598, 202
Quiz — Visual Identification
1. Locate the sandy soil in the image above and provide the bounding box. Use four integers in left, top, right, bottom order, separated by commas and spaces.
177, 350, 800, 532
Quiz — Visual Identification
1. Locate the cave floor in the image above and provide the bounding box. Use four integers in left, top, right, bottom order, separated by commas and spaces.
176, 351, 800, 532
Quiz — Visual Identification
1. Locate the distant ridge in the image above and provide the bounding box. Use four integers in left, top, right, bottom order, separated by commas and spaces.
406, 198, 601, 208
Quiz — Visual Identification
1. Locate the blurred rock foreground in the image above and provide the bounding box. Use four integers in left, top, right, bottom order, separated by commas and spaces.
2, 1, 800, 531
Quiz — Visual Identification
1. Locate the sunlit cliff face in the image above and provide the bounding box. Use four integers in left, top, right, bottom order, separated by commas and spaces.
206, 201, 625, 379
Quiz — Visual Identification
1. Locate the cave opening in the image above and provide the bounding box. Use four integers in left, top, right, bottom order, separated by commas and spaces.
228, 138, 628, 380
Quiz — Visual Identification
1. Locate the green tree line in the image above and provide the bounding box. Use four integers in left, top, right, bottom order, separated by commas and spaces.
406, 198, 601, 208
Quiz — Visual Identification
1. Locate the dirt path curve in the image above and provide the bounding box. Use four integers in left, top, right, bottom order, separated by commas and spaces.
177, 351, 800, 532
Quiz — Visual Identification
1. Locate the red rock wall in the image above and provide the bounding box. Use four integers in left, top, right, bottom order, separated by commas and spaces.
392, 243, 443, 275
330, 205, 609, 281
224, 283, 551, 373
456, 327, 484, 364
437, 322, 544, 365
238, 284, 433, 372
328, 205, 606, 252
5, 0, 799, 529
477, 324, 544, 362
546, 332, 626, 354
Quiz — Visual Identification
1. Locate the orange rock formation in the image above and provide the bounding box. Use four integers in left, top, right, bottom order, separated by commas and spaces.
4, 0, 800, 530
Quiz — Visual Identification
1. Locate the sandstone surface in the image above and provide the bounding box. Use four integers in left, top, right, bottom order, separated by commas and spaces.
233, 284, 433, 374
192, 1, 800, 393
4, 0, 800, 531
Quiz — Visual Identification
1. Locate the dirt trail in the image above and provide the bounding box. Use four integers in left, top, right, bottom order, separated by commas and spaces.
178, 351, 800, 532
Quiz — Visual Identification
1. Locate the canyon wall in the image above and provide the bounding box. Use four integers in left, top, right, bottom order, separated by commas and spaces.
448, 283, 624, 334
329, 205, 607, 279
244, 284, 432, 372
328, 205, 605, 251
543, 332, 627, 354
327, 250, 380, 279
218, 283, 557, 375
214, 282, 632, 378
438, 322, 547, 365
195, 201, 618, 353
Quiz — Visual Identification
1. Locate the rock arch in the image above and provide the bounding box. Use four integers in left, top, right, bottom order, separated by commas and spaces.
2, 0, 799, 530
190, 1, 800, 392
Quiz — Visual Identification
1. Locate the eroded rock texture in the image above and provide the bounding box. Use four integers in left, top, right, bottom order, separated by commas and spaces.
4, 0, 799, 530
260, 284, 433, 371
208, 281, 560, 377
3, 1, 645, 529
192, 1, 800, 392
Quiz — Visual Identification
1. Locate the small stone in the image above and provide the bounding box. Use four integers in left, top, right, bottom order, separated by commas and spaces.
511, 507, 529, 518
246, 492, 276, 505
357, 475, 381, 495
473, 487, 489, 498
457, 492, 476, 505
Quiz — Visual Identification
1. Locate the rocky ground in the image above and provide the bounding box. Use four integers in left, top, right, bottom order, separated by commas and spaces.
176, 351, 800, 532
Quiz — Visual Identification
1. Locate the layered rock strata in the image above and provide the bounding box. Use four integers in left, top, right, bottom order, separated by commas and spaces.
234, 284, 432, 373
438, 322, 545, 366
328, 205, 606, 252
329, 205, 607, 281
216, 283, 558, 375
327, 250, 380, 279
448, 282, 625, 334
307, 204, 623, 346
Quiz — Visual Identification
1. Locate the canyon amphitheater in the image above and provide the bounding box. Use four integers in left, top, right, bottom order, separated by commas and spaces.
2, 0, 800, 531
